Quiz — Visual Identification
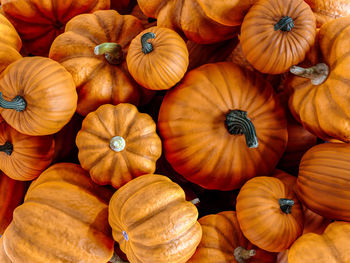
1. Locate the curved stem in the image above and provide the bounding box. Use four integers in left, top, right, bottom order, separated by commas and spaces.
234, 247, 256, 263
94, 43, 124, 65
0, 141, 13, 155
109, 252, 129, 263
0, 92, 26, 112
274, 16, 294, 31
141, 32, 156, 54
290, 63, 329, 85
225, 110, 258, 148
279, 198, 294, 214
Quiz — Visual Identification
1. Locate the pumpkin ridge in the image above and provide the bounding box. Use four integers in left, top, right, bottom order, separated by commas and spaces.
324, 22, 350, 56
94, 12, 113, 42
77, 62, 106, 92
200, 223, 234, 251
85, 148, 112, 169
322, 234, 345, 263
120, 108, 138, 138
125, 146, 156, 161
78, 128, 110, 143
96, 110, 114, 137
125, 129, 157, 144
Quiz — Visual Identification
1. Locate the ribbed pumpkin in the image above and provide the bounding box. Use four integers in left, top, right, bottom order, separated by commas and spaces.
0, 56, 77, 136
158, 62, 288, 191
49, 9, 153, 116
288, 221, 350, 263
188, 211, 276, 263
1, 163, 114, 263
76, 103, 162, 189
127, 26, 189, 90
108, 174, 202, 263
240, 0, 316, 74
236, 175, 304, 252
297, 142, 350, 221
0, 172, 27, 234
287, 16, 350, 142
1, 0, 109, 56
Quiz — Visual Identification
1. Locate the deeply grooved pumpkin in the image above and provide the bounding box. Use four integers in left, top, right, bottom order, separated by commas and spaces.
158, 62, 288, 191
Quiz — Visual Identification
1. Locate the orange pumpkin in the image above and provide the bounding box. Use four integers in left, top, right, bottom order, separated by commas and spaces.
130, 4, 157, 29
1, 0, 109, 56
1, 163, 114, 262
76, 103, 162, 189
127, 26, 189, 90
49, 10, 154, 116
240, 0, 316, 74
0, 57, 77, 136
108, 174, 202, 263
158, 62, 288, 190
0, 237, 11, 263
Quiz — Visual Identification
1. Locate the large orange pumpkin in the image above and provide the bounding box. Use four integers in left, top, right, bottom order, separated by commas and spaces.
0, 57, 77, 136
158, 62, 287, 190
1, 163, 114, 262
49, 10, 153, 116
109, 174, 202, 263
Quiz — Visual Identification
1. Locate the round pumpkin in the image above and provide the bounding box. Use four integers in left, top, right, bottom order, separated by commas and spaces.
108, 174, 202, 263
240, 0, 316, 74
127, 26, 189, 90
1, 163, 114, 263
1, 0, 109, 56
158, 62, 288, 191
49, 9, 154, 116
188, 211, 276, 263
0, 56, 77, 136
76, 103, 162, 189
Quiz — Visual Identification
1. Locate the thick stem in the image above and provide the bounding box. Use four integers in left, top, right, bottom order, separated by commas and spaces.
0, 141, 13, 155
279, 198, 294, 214
141, 32, 156, 54
94, 43, 124, 65
234, 247, 256, 263
274, 16, 294, 31
110, 136, 126, 152
0, 92, 26, 112
225, 110, 258, 148
290, 63, 329, 85
109, 253, 129, 263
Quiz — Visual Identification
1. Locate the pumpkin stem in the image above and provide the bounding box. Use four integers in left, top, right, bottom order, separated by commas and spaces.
234, 246, 256, 263
279, 198, 294, 214
189, 198, 200, 205
141, 32, 156, 54
110, 136, 126, 152
0, 92, 26, 112
109, 252, 129, 263
290, 63, 329, 85
274, 16, 294, 31
225, 110, 258, 148
94, 43, 124, 65
0, 141, 13, 155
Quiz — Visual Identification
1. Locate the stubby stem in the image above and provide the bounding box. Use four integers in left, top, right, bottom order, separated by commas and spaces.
110, 136, 126, 152
279, 198, 294, 214
0, 92, 26, 112
94, 43, 124, 65
225, 110, 258, 148
274, 16, 294, 31
0, 141, 13, 155
109, 253, 129, 263
141, 32, 156, 54
190, 198, 200, 205
234, 247, 256, 263
290, 63, 329, 85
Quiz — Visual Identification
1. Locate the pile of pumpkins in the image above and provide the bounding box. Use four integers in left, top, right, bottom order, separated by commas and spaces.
0, 0, 350, 262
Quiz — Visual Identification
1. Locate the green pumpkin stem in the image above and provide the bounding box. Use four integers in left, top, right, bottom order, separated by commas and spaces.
0, 141, 13, 155
234, 247, 256, 263
279, 198, 294, 214
109, 252, 129, 263
94, 43, 124, 65
141, 32, 156, 54
225, 110, 258, 148
274, 16, 294, 31
0, 92, 26, 112
290, 63, 329, 85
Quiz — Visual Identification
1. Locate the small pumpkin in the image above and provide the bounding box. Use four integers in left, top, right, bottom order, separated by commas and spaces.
240, 0, 316, 74
76, 103, 162, 189
127, 26, 189, 90
108, 174, 202, 263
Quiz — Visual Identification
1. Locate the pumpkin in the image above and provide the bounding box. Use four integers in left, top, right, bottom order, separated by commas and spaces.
76, 103, 162, 189
0, 172, 27, 234
0, 56, 77, 136
288, 221, 350, 263
287, 16, 350, 142
240, 0, 316, 74
188, 211, 276, 263
127, 26, 189, 90
236, 175, 304, 252
297, 142, 350, 221
1, 163, 114, 262
158, 62, 288, 191
49, 9, 154, 116
108, 174, 202, 263
130, 4, 157, 29
0, 13, 21, 73
0, 237, 11, 263
1, 0, 109, 56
